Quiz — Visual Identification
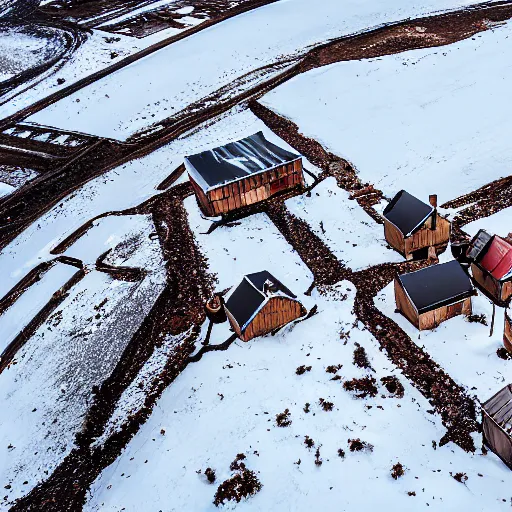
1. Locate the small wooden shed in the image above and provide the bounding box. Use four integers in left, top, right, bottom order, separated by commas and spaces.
482, 384, 512, 470
185, 132, 305, 217
467, 230, 512, 305
223, 271, 306, 342
382, 191, 450, 260
394, 260, 474, 330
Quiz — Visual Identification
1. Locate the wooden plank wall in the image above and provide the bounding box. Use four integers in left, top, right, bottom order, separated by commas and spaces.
471, 263, 502, 303
418, 297, 471, 330
190, 177, 215, 216
241, 297, 304, 342
404, 214, 450, 258
206, 160, 304, 216
394, 278, 419, 328
501, 281, 512, 303
504, 313, 512, 352
384, 220, 406, 254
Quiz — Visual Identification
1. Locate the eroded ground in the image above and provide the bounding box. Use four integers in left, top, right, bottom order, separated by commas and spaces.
1, 1, 512, 511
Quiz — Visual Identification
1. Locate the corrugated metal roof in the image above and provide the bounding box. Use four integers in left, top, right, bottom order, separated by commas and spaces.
185, 132, 301, 192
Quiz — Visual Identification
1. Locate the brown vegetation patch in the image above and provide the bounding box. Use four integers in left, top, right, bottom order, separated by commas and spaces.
391, 462, 405, 479
213, 469, 262, 507
348, 438, 373, 453
343, 376, 378, 398
381, 376, 405, 398
276, 409, 292, 427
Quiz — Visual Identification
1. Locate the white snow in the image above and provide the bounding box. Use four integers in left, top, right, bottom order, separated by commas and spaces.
286, 179, 402, 270
185, 198, 313, 292
0, 262, 78, 355
85, 283, 512, 512
26, 0, 487, 139
375, 278, 508, 402
261, 21, 512, 205
0, 181, 15, 198
464, 207, 512, 238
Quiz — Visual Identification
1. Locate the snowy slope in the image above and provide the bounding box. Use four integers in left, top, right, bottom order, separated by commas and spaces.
27, 0, 487, 139
261, 21, 512, 205
0, 214, 166, 505
85, 283, 512, 512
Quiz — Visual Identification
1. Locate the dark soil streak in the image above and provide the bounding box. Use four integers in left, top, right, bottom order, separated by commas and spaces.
0, 265, 86, 374
255, 104, 479, 451
3, 2, 512, 250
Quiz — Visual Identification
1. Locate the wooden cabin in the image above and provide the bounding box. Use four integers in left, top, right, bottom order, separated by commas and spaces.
504, 311, 512, 354
466, 230, 512, 305
382, 191, 450, 260
223, 271, 306, 342
394, 260, 474, 330
482, 384, 512, 470
185, 131, 305, 217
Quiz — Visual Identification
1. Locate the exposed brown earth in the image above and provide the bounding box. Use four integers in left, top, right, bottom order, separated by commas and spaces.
10, 185, 215, 511
252, 102, 479, 451
3, 2, 512, 250
2, 2, 511, 508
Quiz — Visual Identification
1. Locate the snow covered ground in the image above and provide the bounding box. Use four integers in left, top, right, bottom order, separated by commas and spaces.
376, 276, 508, 402
0, 108, 306, 300
85, 281, 512, 512
286, 179, 402, 270
0, 25, 66, 82
261, 20, 512, 205
0, 261, 78, 354
26, 0, 486, 139
464, 207, 512, 238
0, 214, 166, 505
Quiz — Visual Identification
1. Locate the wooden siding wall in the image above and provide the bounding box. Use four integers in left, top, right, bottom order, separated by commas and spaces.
206, 160, 304, 216
418, 297, 471, 330
384, 221, 406, 254
385, 214, 450, 259
504, 313, 512, 353
394, 278, 419, 328
502, 281, 512, 303
190, 177, 215, 216
471, 263, 502, 303
240, 297, 305, 342
404, 214, 450, 259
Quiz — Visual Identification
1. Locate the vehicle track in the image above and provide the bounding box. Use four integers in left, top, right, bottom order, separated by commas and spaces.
3, 0, 512, 251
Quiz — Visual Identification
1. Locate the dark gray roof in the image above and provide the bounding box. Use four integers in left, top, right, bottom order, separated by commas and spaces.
398, 260, 473, 314
224, 271, 296, 331
467, 229, 493, 262
185, 131, 300, 191
483, 385, 512, 432
383, 190, 434, 237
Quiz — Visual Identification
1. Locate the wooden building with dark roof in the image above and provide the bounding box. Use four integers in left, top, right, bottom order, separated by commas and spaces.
185, 132, 305, 217
467, 230, 512, 305
382, 191, 450, 260
394, 260, 474, 330
482, 384, 512, 469
223, 271, 306, 342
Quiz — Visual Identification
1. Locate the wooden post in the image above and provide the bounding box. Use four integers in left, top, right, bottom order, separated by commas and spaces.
490, 302, 496, 337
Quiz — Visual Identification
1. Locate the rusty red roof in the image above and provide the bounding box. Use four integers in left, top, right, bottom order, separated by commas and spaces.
479, 236, 512, 281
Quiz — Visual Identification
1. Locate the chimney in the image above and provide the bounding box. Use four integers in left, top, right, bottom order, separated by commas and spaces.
429, 194, 438, 208
263, 279, 277, 295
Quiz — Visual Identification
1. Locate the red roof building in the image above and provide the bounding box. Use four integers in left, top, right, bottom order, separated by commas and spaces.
467, 231, 512, 304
